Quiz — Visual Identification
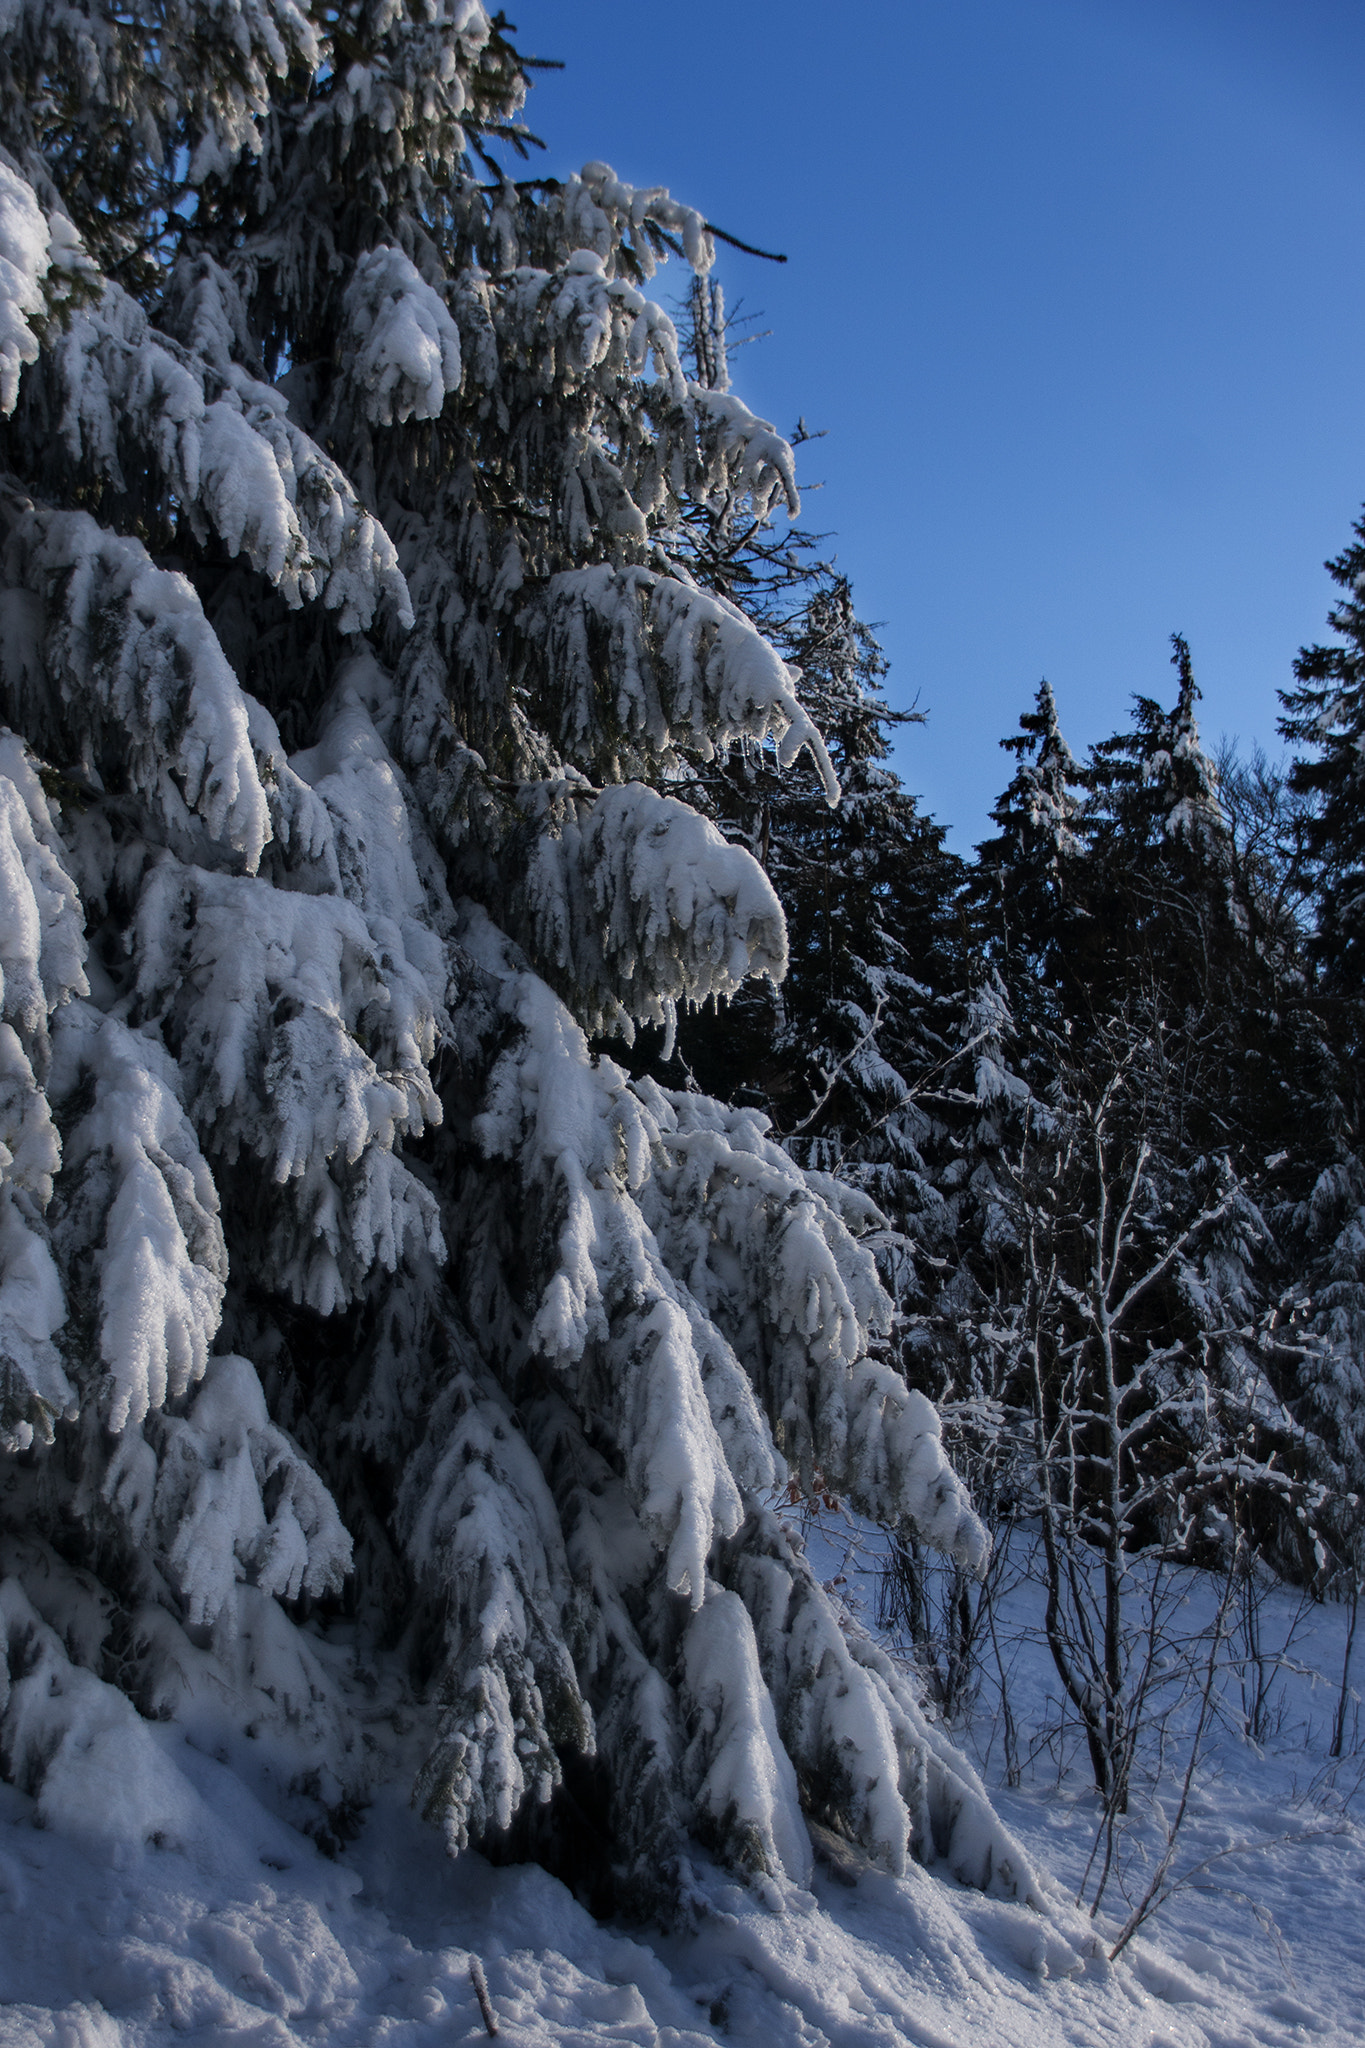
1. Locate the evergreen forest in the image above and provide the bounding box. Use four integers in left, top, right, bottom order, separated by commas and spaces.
0, 1, 1362, 1993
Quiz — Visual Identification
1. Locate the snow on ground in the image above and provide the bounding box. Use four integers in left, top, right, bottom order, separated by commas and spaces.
0, 1523, 1360, 2047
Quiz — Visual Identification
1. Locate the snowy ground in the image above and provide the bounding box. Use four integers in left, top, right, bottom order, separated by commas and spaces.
0, 1527, 1360, 2047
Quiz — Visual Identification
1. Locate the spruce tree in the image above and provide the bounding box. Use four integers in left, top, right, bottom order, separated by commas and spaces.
1079, 637, 1233, 1035
1281, 511, 1365, 1000
971, 679, 1086, 1037
0, 0, 1035, 1915
1035, 640, 1307, 1170
1277, 510, 1365, 1568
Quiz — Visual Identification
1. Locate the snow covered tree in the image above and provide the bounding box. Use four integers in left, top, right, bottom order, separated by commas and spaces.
1076, 638, 1234, 1036
0, 0, 1037, 1918
1274, 513, 1365, 1571
971, 680, 1087, 1038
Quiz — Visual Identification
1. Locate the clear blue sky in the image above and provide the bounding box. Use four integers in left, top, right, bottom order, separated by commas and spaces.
519, 1, 1365, 850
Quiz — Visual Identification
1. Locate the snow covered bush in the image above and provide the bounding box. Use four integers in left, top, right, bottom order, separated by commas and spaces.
0, 0, 1031, 1919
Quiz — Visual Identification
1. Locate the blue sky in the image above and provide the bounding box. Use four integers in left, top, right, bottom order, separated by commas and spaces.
520, 1, 1365, 849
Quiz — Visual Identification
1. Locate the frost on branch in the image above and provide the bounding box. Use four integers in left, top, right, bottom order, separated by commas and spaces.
523, 780, 786, 1048
0, 732, 84, 1449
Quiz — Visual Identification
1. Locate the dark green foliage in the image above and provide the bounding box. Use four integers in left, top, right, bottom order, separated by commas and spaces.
1282, 512, 1365, 1005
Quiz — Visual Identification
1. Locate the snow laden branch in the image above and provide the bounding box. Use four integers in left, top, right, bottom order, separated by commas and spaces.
0, 508, 276, 871
134, 1353, 352, 1630
117, 674, 452, 1314
465, 959, 769, 1606
497, 249, 688, 406
418, 243, 799, 572
0, 731, 84, 1449
717, 1508, 1037, 1894
639, 1082, 987, 1564
529, 565, 836, 794
48, 1002, 226, 1434
522, 780, 787, 1050
0, 0, 320, 203
397, 1338, 594, 1854
47, 273, 411, 629
0, 157, 74, 416
342, 243, 464, 428
545, 162, 715, 280
0, 720, 350, 1664
133, 855, 444, 1314
422, 930, 1012, 1894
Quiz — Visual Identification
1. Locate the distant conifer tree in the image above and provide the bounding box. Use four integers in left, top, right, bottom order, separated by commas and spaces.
971, 679, 1087, 1036
1281, 513, 1365, 1000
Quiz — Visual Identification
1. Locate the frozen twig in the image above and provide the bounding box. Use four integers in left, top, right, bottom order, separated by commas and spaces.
1108, 1825, 1350, 1963
470, 1956, 499, 2037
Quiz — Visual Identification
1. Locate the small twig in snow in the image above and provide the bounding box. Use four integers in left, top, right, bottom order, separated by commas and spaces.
470, 1955, 499, 2037
1108, 1823, 1349, 1962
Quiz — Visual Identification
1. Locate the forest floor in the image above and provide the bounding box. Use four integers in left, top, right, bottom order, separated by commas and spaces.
0, 1522, 1360, 2047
